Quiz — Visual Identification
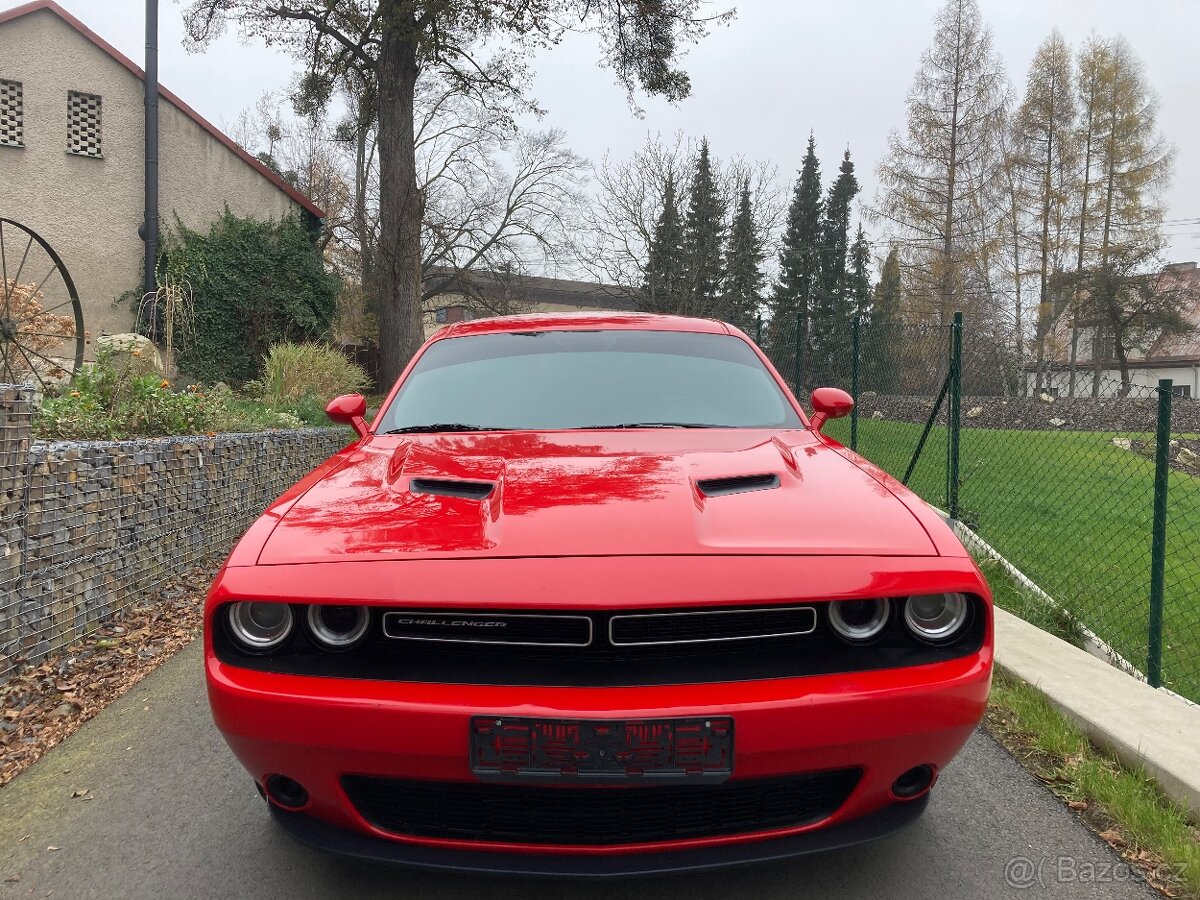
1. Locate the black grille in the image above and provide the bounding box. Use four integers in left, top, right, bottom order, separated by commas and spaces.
341, 770, 861, 845
216, 599, 986, 686
610, 607, 816, 645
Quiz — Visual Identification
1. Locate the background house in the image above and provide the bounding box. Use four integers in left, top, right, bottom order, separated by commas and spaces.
422, 271, 637, 339
0, 0, 322, 362
1028, 261, 1200, 399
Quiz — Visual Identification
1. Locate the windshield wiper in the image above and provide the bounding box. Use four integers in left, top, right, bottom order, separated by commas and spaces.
575, 422, 727, 429
382, 424, 513, 434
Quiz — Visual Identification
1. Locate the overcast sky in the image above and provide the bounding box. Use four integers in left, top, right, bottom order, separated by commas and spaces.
34, 0, 1200, 263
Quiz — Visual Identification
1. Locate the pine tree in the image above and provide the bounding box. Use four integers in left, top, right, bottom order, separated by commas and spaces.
810, 149, 860, 382
770, 135, 823, 384
848, 224, 873, 321
641, 174, 686, 314
680, 139, 727, 316
720, 180, 765, 333
868, 247, 902, 391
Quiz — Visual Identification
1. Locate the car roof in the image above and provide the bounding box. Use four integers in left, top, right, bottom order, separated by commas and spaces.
435, 311, 734, 339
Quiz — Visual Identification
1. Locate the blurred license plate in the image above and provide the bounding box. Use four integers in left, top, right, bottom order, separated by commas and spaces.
470, 716, 733, 781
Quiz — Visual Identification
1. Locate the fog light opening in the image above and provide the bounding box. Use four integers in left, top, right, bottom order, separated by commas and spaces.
264, 774, 309, 810
891, 764, 936, 801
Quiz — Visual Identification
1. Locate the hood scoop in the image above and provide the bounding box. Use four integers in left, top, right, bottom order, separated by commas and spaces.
410, 477, 495, 500
696, 473, 781, 498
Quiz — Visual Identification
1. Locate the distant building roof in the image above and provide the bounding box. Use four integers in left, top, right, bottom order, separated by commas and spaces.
1039, 262, 1200, 368
0, 0, 324, 219
426, 270, 639, 312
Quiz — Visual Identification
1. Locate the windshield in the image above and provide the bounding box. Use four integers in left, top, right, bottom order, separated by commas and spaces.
374, 330, 804, 432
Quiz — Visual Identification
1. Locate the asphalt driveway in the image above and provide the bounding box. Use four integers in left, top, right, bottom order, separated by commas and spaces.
0, 641, 1160, 899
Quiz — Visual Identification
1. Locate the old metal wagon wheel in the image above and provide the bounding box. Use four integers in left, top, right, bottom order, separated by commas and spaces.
0, 217, 85, 391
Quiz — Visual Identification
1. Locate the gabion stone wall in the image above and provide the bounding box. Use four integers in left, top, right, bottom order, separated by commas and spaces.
0, 396, 350, 679
0, 385, 35, 610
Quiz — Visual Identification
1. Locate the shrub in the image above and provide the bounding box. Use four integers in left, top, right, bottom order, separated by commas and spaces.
32, 350, 325, 440
252, 343, 370, 413
34, 350, 222, 440
149, 211, 341, 386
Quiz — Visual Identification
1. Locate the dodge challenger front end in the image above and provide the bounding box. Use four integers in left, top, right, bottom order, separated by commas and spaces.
205, 313, 992, 876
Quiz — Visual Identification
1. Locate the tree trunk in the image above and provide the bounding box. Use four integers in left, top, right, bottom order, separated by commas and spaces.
375, 1, 426, 389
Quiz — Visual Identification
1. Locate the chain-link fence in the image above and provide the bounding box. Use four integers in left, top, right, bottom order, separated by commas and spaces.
757, 313, 1200, 703
0, 382, 349, 682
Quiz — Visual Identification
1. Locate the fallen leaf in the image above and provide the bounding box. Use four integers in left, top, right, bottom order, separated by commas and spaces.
1097, 829, 1121, 843
1067, 800, 1088, 810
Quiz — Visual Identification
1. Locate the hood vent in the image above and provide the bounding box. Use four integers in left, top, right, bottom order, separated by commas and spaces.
696, 474, 781, 498
410, 478, 495, 500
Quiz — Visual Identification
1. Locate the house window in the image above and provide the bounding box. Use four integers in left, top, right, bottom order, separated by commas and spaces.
0, 79, 23, 147
1172, 385, 1192, 399
434, 305, 473, 324
66, 90, 102, 157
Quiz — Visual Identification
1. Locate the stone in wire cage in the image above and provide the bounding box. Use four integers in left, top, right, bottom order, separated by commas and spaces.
66, 90, 101, 157
0, 79, 22, 147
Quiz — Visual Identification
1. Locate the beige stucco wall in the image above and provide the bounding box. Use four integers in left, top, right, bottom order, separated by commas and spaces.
0, 8, 302, 350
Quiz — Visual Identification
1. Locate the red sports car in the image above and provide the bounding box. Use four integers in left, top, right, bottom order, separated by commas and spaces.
205, 313, 992, 876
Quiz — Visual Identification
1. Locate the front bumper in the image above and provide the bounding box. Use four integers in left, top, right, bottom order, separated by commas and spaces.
208, 647, 990, 866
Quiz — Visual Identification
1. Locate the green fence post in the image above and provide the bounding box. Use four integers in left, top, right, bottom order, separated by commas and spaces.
850, 313, 860, 452
793, 311, 804, 395
1148, 378, 1173, 688
947, 312, 962, 521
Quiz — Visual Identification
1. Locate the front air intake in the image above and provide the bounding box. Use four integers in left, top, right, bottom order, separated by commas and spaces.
410, 478, 494, 500
696, 474, 780, 497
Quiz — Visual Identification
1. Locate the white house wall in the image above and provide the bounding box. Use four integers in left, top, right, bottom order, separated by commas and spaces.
1028, 366, 1200, 398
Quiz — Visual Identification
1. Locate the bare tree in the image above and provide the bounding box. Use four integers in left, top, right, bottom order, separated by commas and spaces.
1014, 30, 1077, 391
873, 0, 1009, 324
578, 132, 784, 301
183, 0, 733, 386
1074, 38, 1176, 396
420, 125, 589, 314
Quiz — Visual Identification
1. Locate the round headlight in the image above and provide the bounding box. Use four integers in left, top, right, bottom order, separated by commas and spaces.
227, 602, 294, 652
904, 593, 970, 644
827, 598, 892, 644
306, 604, 370, 650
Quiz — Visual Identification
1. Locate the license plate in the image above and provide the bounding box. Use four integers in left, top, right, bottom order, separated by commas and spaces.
470, 716, 733, 781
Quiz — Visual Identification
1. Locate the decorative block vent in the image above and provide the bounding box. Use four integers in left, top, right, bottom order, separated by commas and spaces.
66, 90, 102, 157
0, 79, 22, 147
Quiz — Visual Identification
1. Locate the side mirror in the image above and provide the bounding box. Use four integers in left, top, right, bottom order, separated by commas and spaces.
326, 393, 369, 437
809, 387, 854, 433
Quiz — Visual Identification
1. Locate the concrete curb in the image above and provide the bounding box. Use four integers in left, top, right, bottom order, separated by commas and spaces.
993, 606, 1200, 822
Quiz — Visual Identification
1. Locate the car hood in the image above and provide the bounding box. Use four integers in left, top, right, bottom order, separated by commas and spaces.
255, 430, 938, 564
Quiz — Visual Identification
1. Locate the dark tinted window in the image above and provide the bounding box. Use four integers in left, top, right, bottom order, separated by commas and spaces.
375, 330, 803, 431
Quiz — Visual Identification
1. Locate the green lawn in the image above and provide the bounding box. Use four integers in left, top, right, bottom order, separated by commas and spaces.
824, 417, 1200, 702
